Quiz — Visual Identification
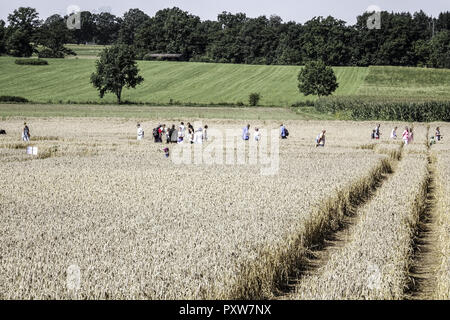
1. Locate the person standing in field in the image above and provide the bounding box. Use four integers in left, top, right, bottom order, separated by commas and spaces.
170, 125, 178, 143
402, 127, 409, 145
203, 125, 208, 142
180, 122, 185, 135
194, 127, 203, 144
242, 124, 250, 140
178, 122, 185, 143
280, 124, 288, 139
187, 126, 194, 144
22, 122, 30, 142
316, 129, 326, 147
436, 127, 441, 141
164, 125, 170, 143
390, 127, 398, 139
374, 124, 381, 139
408, 127, 414, 144
254, 128, 261, 141
159, 124, 165, 140
137, 123, 144, 140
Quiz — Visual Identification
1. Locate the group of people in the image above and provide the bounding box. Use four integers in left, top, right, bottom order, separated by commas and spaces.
381, 125, 415, 145
242, 124, 289, 141
137, 122, 208, 144
430, 127, 443, 145
382, 125, 443, 145
18, 122, 443, 151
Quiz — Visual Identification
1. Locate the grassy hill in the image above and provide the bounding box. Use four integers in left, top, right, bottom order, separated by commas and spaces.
0, 56, 449, 106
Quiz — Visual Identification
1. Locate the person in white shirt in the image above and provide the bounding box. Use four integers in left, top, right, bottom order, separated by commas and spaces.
179, 122, 186, 137
390, 127, 397, 139
254, 128, 261, 141
194, 128, 203, 144
402, 127, 409, 145
316, 129, 326, 147
137, 123, 144, 140
178, 122, 185, 143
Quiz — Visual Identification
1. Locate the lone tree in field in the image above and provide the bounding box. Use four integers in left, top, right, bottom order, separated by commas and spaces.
91, 45, 144, 104
298, 60, 339, 97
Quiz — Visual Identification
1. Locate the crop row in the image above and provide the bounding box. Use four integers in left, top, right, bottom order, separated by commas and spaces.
433, 145, 450, 299
293, 151, 429, 299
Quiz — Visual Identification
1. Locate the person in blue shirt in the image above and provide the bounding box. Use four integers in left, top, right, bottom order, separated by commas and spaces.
242, 124, 250, 140
280, 124, 287, 139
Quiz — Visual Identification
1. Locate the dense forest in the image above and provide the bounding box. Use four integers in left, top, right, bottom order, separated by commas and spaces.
0, 7, 449, 68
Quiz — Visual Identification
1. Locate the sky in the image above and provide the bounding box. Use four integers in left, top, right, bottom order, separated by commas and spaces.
1, 0, 449, 25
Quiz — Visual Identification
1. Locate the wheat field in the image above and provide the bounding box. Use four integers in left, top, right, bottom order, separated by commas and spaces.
0, 118, 448, 299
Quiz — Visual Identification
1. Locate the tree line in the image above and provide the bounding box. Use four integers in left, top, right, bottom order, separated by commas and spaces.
0, 7, 449, 68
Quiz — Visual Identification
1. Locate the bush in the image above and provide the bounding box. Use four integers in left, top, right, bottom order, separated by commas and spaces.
0, 95, 29, 103
15, 58, 48, 65
291, 100, 316, 108
249, 93, 261, 106
314, 97, 450, 122
236, 101, 244, 106
38, 47, 64, 58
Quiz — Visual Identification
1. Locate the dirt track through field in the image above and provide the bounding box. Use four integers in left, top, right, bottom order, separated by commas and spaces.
275, 147, 401, 300
276, 127, 442, 300
407, 132, 440, 300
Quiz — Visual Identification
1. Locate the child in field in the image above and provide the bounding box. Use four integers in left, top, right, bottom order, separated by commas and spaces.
163, 147, 170, 158
402, 127, 409, 145
430, 135, 436, 146
316, 130, 326, 147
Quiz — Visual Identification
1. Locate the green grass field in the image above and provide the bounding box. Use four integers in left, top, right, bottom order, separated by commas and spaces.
65, 44, 109, 58
0, 104, 329, 120
1, 53, 449, 107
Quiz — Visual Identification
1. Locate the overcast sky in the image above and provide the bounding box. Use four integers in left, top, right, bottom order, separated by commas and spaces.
1, 0, 449, 24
